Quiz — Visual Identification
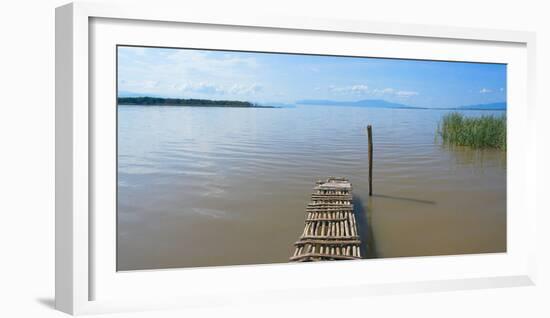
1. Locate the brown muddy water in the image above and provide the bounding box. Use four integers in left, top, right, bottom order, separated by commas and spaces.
117, 105, 506, 271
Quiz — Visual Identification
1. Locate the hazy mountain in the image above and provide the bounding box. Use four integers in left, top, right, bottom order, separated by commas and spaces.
258, 102, 296, 108
297, 99, 507, 111
456, 102, 507, 110
296, 99, 424, 109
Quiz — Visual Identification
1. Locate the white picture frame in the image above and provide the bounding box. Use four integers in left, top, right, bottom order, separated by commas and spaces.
56, 1, 537, 315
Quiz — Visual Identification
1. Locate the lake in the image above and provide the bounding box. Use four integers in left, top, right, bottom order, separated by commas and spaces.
117, 105, 506, 271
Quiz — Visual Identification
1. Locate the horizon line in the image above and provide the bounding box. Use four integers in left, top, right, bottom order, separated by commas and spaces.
117, 94, 506, 109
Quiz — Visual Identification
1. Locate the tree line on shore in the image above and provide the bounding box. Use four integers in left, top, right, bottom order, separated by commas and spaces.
118, 97, 257, 107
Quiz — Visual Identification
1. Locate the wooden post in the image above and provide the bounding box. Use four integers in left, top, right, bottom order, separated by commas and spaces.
367, 125, 373, 196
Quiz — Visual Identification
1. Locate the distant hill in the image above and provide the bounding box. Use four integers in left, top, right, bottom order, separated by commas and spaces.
296, 99, 424, 109
258, 102, 296, 108
456, 102, 507, 110
118, 96, 273, 107
296, 99, 507, 111
118, 95, 506, 110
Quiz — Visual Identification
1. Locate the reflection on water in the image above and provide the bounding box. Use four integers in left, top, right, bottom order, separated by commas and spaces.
445, 144, 507, 168
117, 105, 506, 270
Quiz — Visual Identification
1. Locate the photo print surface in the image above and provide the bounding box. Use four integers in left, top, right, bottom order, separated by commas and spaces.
117, 45, 507, 271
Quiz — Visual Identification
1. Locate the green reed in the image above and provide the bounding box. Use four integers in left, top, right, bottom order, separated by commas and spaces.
437, 112, 506, 150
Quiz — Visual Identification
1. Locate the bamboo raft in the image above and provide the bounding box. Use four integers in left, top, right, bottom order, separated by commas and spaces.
290, 177, 362, 262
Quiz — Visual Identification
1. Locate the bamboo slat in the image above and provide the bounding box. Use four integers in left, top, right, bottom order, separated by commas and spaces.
290, 177, 362, 262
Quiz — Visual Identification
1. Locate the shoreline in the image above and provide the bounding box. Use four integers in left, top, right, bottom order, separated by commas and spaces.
117, 104, 279, 108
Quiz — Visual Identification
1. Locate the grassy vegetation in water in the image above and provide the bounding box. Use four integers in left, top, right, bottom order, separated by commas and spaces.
438, 112, 506, 150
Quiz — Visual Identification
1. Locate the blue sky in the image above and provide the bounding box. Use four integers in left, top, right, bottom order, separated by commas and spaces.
118, 46, 506, 108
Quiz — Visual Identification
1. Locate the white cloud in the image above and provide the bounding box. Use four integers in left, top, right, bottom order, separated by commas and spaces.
480, 88, 493, 94
328, 85, 419, 98
227, 83, 263, 95
165, 50, 260, 74
178, 82, 224, 94
176, 82, 262, 96
396, 90, 419, 97
118, 79, 159, 91
142, 80, 159, 89
373, 88, 418, 98
329, 84, 369, 94
372, 88, 395, 94
118, 47, 263, 98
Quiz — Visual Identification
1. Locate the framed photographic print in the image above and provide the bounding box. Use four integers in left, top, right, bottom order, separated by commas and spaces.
56, 1, 537, 315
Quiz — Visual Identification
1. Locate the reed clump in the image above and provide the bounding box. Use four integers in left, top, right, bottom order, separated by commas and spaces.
438, 112, 506, 150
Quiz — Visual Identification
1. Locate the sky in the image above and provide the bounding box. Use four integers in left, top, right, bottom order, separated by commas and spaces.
117, 46, 507, 108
